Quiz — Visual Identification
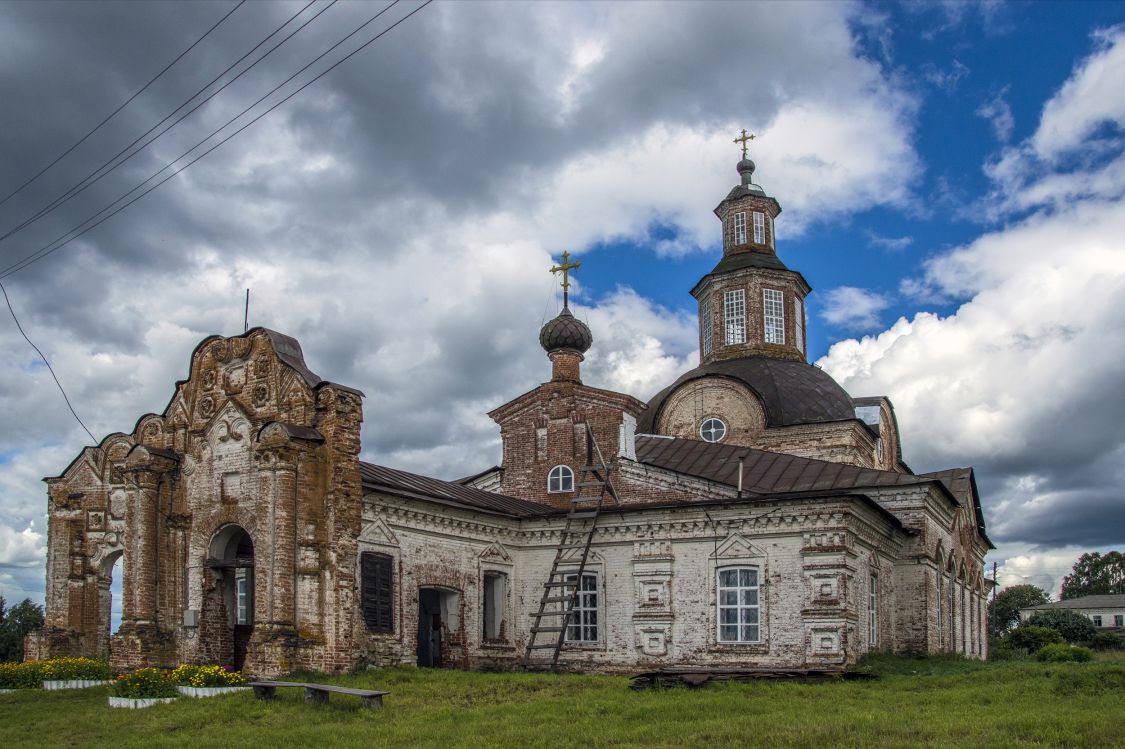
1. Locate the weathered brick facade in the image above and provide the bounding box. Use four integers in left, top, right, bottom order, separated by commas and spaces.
33, 155, 992, 676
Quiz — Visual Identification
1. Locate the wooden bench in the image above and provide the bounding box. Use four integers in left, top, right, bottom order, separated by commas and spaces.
248, 681, 389, 709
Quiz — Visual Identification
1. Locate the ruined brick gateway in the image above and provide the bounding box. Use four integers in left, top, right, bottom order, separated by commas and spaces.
30, 155, 993, 676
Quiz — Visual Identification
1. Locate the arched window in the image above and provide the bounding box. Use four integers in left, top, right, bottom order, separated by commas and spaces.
700, 417, 727, 443
547, 465, 574, 493
717, 566, 760, 643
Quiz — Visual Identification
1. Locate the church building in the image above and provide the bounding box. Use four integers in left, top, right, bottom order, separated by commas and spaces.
29, 142, 993, 675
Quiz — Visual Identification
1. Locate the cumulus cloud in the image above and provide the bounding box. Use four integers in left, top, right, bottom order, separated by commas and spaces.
819, 28, 1125, 560
866, 231, 913, 251
976, 87, 1015, 143
819, 286, 891, 331
0, 1, 921, 604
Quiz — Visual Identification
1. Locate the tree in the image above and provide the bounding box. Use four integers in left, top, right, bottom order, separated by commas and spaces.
1059, 550, 1125, 600
1005, 625, 1064, 653
989, 584, 1050, 637
1025, 609, 1097, 644
0, 596, 45, 662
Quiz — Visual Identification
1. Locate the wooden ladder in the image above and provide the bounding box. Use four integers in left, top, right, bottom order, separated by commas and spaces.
521, 423, 619, 672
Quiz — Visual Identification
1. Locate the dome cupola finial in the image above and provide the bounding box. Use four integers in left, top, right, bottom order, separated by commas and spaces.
540, 252, 592, 382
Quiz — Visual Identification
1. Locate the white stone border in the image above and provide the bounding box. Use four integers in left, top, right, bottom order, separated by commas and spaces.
43, 680, 113, 690
176, 685, 250, 698
108, 696, 177, 709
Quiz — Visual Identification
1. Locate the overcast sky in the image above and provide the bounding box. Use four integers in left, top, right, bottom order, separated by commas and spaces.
1, 0, 1123, 607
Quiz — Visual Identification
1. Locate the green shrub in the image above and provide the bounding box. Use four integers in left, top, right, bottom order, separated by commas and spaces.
1037, 643, 1094, 662
39, 657, 112, 681
111, 668, 177, 699
0, 661, 43, 689
1006, 625, 1064, 653
169, 663, 245, 687
1090, 631, 1123, 651
1026, 609, 1098, 643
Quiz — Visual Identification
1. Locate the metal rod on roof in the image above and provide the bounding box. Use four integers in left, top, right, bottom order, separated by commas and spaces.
244, 288, 250, 333
737, 455, 745, 499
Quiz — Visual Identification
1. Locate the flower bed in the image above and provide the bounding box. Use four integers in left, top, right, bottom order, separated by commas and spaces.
40, 657, 112, 686
111, 668, 178, 701
170, 664, 247, 694
0, 662, 43, 690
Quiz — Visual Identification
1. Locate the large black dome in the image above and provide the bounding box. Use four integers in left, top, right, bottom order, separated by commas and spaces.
539, 307, 592, 354
637, 356, 857, 433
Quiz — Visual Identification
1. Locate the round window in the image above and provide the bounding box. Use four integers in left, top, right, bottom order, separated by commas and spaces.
699, 417, 727, 443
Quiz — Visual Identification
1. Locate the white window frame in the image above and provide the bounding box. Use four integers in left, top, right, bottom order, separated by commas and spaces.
1115, 614, 1124, 627
701, 299, 713, 357
1092, 615, 1103, 627
235, 568, 250, 625
869, 574, 878, 646
752, 211, 765, 244
564, 572, 599, 643
793, 297, 804, 353
717, 566, 760, 643
763, 288, 785, 345
547, 465, 574, 493
733, 211, 747, 245
724, 289, 746, 345
482, 571, 507, 641
699, 417, 727, 443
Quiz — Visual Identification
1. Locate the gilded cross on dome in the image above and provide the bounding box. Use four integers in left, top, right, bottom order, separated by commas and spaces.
549, 251, 581, 307
734, 128, 756, 159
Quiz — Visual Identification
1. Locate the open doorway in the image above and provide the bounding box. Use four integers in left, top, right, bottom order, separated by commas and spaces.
97, 551, 123, 657
206, 525, 255, 670
417, 588, 459, 668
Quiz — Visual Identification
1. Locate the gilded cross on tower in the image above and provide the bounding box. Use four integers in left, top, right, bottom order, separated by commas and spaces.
549, 251, 581, 307
734, 128, 756, 159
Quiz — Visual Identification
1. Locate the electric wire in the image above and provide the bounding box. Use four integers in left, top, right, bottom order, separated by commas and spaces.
0, 0, 246, 210
0, 279, 97, 443
0, 0, 330, 246
0, 0, 431, 280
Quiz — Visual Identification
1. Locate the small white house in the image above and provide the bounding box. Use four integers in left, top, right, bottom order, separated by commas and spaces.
1019, 594, 1125, 629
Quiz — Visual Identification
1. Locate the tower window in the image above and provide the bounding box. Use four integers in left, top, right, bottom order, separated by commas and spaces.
768, 214, 776, 248
753, 212, 765, 244
793, 297, 804, 353
869, 574, 878, 646
763, 288, 785, 345
548, 465, 574, 493
724, 289, 746, 345
701, 299, 713, 357
699, 417, 727, 443
733, 212, 747, 245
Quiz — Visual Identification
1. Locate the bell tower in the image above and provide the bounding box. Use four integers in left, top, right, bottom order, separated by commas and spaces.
692, 131, 810, 364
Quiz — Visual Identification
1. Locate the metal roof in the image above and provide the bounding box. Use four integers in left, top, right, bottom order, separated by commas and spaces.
1022, 594, 1125, 611
637, 356, 858, 433
360, 462, 557, 518
634, 435, 928, 495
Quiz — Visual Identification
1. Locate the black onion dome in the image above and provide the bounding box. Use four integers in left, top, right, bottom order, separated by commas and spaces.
539, 306, 593, 354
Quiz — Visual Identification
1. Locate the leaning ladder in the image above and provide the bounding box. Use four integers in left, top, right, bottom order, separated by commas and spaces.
521, 423, 620, 671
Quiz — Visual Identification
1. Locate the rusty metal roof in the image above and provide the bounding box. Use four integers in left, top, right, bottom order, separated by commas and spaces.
637, 357, 858, 433
360, 462, 557, 517
634, 435, 930, 494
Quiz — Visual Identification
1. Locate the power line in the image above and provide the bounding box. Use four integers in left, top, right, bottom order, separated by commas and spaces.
0, 0, 330, 246
0, 0, 246, 210
0, 0, 433, 280
0, 280, 97, 444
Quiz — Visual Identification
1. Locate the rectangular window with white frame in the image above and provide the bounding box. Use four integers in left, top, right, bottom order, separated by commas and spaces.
752, 211, 765, 244
724, 289, 746, 345
1092, 615, 1103, 627
717, 567, 760, 643
482, 571, 507, 640
733, 211, 747, 245
564, 572, 599, 643
869, 574, 878, 646
763, 288, 785, 344
235, 568, 250, 625
701, 299, 713, 357
793, 297, 804, 353
1115, 614, 1123, 627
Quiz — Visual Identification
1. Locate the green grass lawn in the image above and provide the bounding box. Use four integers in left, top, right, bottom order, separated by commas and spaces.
2, 655, 1123, 749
